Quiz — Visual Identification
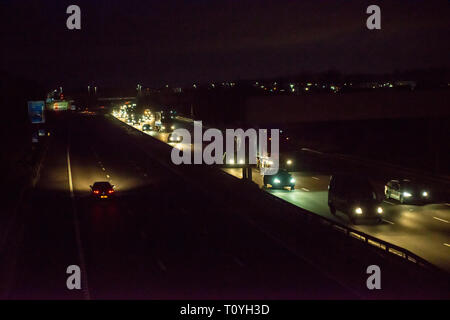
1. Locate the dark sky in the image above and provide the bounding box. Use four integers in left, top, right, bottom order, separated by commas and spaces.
1, 0, 449, 89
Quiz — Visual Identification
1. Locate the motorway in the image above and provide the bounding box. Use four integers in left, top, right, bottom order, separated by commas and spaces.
1, 111, 448, 299
123, 115, 450, 274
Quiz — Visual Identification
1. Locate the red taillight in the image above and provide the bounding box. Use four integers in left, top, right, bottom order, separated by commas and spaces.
108, 189, 114, 194
93, 190, 99, 194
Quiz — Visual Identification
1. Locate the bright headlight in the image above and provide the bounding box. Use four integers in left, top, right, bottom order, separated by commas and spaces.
403, 192, 412, 197
290, 178, 295, 183
355, 207, 363, 214
171, 125, 175, 130
274, 178, 281, 184
377, 207, 383, 214
422, 191, 428, 197
286, 159, 293, 165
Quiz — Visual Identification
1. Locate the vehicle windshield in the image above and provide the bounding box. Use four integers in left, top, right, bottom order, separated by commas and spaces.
351, 187, 377, 201
277, 169, 290, 176
403, 182, 424, 192
93, 182, 111, 189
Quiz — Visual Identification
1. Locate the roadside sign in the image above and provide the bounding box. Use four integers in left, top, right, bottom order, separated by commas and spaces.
28, 101, 46, 124
52, 101, 69, 111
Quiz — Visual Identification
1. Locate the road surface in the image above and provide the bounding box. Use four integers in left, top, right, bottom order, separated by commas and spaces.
122, 115, 450, 273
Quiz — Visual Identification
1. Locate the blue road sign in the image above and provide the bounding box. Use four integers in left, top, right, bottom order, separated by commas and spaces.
28, 101, 46, 124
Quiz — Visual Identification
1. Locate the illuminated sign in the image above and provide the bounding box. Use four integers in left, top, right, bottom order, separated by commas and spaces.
28, 101, 46, 124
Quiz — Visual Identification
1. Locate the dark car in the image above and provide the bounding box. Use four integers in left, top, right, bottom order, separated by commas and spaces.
90, 181, 115, 199
263, 169, 295, 190
385, 179, 430, 204
328, 174, 383, 224
158, 122, 176, 133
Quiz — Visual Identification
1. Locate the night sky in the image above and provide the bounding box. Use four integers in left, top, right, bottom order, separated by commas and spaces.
1, 0, 449, 88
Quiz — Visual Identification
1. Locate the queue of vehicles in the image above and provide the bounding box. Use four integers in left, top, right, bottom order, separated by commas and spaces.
113, 106, 177, 134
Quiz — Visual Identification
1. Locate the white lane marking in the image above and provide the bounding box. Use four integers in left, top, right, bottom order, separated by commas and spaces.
157, 259, 167, 272
382, 219, 395, 225
383, 200, 395, 205
433, 217, 449, 224
67, 145, 91, 300
301, 187, 310, 192
444, 243, 450, 248
312, 177, 319, 180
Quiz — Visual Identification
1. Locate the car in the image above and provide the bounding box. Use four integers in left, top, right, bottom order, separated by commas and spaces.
90, 181, 115, 199
142, 123, 153, 131
263, 169, 295, 190
328, 174, 383, 224
385, 179, 430, 204
168, 132, 182, 142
